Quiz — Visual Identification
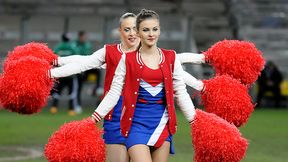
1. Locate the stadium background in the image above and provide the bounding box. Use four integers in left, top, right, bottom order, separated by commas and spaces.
0, 0, 287, 161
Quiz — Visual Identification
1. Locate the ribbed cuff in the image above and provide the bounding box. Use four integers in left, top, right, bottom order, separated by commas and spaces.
204, 53, 210, 64
47, 69, 52, 79
52, 58, 58, 66
92, 111, 102, 122
189, 118, 195, 124
201, 84, 206, 94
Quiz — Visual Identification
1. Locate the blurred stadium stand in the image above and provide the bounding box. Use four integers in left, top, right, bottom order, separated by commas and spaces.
231, 0, 288, 77
0, 0, 233, 77
0, 0, 287, 106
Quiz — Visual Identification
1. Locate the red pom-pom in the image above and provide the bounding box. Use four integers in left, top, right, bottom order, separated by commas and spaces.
0, 56, 53, 114
0, 77, 2, 110
201, 75, 255, 127
4, 42, 57, 71
204, 40, 265, 85
192, 109, 248, 162
45, 118, 105, 162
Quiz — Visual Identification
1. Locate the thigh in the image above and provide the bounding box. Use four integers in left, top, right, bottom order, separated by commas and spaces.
151, 141, 170, 162
106, 144, 129, 162
128, 144, 152, 162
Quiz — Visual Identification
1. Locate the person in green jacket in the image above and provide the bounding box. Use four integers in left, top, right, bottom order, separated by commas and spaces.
73, 31, 93, 114
50, 33, 79, 116
74, 31, 92, 56
54, 33, 78, 57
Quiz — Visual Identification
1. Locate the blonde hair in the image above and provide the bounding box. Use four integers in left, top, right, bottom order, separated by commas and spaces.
119, 12, 136, 26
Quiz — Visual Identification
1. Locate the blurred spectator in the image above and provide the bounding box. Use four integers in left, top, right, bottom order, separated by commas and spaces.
50, 33, 79, 116
73, 31, 92, 114
257, 61, 283, 108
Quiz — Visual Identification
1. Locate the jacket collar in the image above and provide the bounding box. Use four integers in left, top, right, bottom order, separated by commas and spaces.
136, 48, 165, 65
117, 44, 125, 55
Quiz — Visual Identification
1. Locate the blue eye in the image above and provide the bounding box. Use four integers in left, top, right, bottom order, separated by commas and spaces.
124, 28, 130, 32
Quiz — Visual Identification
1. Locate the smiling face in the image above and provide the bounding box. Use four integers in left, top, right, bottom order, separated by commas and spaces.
119, 17, 139, 48
137, 18, 160, 48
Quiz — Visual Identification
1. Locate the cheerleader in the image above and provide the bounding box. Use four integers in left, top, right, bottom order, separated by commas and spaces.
91, 9, 203, 162
50, 13, 204, 162
52, 12, 139, 162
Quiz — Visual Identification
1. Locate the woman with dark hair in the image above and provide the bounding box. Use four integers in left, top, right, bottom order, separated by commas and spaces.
91, 9, 203, 162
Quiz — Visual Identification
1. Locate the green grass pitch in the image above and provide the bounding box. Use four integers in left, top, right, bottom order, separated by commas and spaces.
0, 108, 287, 162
